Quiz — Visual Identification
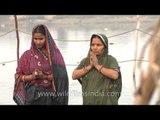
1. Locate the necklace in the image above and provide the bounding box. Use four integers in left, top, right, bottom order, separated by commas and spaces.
38, 48, 48, 60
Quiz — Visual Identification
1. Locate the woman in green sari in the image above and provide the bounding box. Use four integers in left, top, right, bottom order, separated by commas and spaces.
72, 34, 122, 105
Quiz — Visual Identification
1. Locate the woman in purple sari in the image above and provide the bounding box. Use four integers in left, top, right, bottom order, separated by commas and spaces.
13, 24, 69, 105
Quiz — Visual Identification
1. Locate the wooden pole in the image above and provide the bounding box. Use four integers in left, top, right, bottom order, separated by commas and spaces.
14, 15, 20, 64
133, 15, 140, 90
134, 17, 160, 105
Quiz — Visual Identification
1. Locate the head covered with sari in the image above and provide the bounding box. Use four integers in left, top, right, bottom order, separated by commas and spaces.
13, 24, 69, 105
76, 33, 122, 105
32, 24, 69, 105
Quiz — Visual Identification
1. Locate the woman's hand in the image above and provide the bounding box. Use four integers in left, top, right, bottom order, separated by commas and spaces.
32, 69, 46, 80
37, 70, 46, 79
46, 74, 53, 81
32, 69, 38, 79
90, 51, 99, 67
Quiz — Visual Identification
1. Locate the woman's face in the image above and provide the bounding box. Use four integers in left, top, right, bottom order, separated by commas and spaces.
91, 37, 105, 56
33, 33, 46, 49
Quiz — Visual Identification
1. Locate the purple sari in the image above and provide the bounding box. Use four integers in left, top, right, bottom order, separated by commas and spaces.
13, 24, 69, 105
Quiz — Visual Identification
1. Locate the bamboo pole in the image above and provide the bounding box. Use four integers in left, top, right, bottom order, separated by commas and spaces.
14, 15, 20, 64
134, 17, 160, 105
133, 15, 140, 90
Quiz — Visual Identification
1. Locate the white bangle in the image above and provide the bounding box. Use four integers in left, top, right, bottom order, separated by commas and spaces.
22, 75, 25, 82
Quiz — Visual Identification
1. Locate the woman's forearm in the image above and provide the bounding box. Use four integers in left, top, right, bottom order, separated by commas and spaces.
22, 74, 33, 82
72, 65, 92, 80
22, 74, 53, 82
95, 64, 119, 80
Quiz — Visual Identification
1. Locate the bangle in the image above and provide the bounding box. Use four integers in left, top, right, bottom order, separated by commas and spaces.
83, 66, 89, 73
22, 75, 25, 82
99, 65, 103, 72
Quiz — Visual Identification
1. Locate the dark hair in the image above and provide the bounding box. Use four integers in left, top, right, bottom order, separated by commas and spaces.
33, 25, 46, 36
